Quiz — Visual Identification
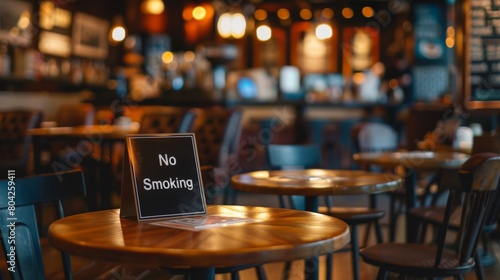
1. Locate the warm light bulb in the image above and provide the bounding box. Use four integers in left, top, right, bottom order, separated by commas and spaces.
256, 25, 271, 41
277, 8, 290, 20
362, 7, 374, 18
217, 13, 232, 38
322, 8, 334, 19
300, 9, 312, 20
162, 51, 174, 64
17, 11, 31, 29
342, 8, 354, 19
192, 6, 206, 20
446, 37, 455, 48
109, 16, 127, 44
315, 24, 332, 40
111, 27, 126, 42
141, 0, 165, 15
231, 13, 246, 39
254, 9, 267, 21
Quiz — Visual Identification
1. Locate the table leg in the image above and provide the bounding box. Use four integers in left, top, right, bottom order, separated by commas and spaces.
304, 196, 319, 212
187, 267, 215, 280
304, 196, 319, 280
405, 171, 417, 242
32, 136, 43, 174
99, 140, 114, 209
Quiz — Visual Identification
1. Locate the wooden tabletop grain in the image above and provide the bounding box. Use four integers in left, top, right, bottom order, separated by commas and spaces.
28, 124, 139, 140
353, 151, 470, 170
48, 205, 350, 268
231, 169, 402, 196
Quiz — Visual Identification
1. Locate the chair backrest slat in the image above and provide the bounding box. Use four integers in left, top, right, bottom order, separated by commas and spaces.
189, 107, 242, 168
434, 153, 500, 268
267, 144, 322, 170
0, 170, 86, 280
266, 144, 322, 209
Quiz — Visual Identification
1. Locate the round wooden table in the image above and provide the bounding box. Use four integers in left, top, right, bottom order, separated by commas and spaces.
352, 151, 470, 171
231, 169, 401, 280
29, 125, 138, 209
48, 205, 350, 280
353, 151, 470, 241
231, 169, 403, 212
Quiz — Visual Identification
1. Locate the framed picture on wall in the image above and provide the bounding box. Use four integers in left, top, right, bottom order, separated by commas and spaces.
290, 22, 338, 74
341, 27, 380, 77
0, 0, 33, 46
72, 12, 109, 59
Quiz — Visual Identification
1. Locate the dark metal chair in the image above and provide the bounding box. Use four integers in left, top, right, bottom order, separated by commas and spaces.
0, 170, 86, 280
359, 153, 500, 279
408, 135, 500, 280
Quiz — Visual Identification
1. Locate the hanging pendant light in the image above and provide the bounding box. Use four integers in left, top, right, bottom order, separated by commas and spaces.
109, 15, 127, 45
141, 0, 165, 15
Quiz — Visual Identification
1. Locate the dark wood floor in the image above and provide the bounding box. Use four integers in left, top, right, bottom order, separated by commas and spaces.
1, 191, 499, 280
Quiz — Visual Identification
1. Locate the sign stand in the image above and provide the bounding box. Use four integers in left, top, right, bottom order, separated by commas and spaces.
120, 133, 206, 220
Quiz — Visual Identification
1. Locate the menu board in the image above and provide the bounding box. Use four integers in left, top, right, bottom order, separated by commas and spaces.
466, 0, 500, 108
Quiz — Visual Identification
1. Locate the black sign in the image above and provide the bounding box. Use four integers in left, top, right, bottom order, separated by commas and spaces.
466, 0, 500, 108
120, 133, 206, 220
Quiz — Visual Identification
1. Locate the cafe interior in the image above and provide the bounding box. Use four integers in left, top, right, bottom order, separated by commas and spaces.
1, 0, 500, 279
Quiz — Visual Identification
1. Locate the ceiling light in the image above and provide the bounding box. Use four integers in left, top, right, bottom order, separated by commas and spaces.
141, 0, 164, 15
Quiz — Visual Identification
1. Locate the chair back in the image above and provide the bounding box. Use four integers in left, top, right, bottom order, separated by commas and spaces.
55, 103, 94, 127
267, 144, 322, 170
188, 107, 242, 168
138, 107, 196, 134
405, 104, 452, 150
357, 122, 398, 152
352, 122, 398, 171
266, 144, 322, 209
434, 153, 500, 268
0, 109, 43, 177
470, 133, 500, 231
0, 170, 86, 280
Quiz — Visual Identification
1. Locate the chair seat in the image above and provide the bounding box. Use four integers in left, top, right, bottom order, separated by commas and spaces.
359, 243, 475, 277
319, 206, 385, 224
40, 238, 124, 279
410, 206, 462, 227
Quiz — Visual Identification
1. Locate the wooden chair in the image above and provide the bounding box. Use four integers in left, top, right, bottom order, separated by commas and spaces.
138, 107, 196, 134
188, 106, 243, 204
266, 144, 385, 280
359, 153, 500, 279
0, 170, 86, 280
54, 103, 94, 127
0, 109, 43, 178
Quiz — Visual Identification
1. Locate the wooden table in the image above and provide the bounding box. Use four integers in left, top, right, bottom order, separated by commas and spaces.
48, 205, 350, 280
29, 125, 138, 209
352, 151, 470, 241
231, 169, 402, 213
231, 169, 401, 280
